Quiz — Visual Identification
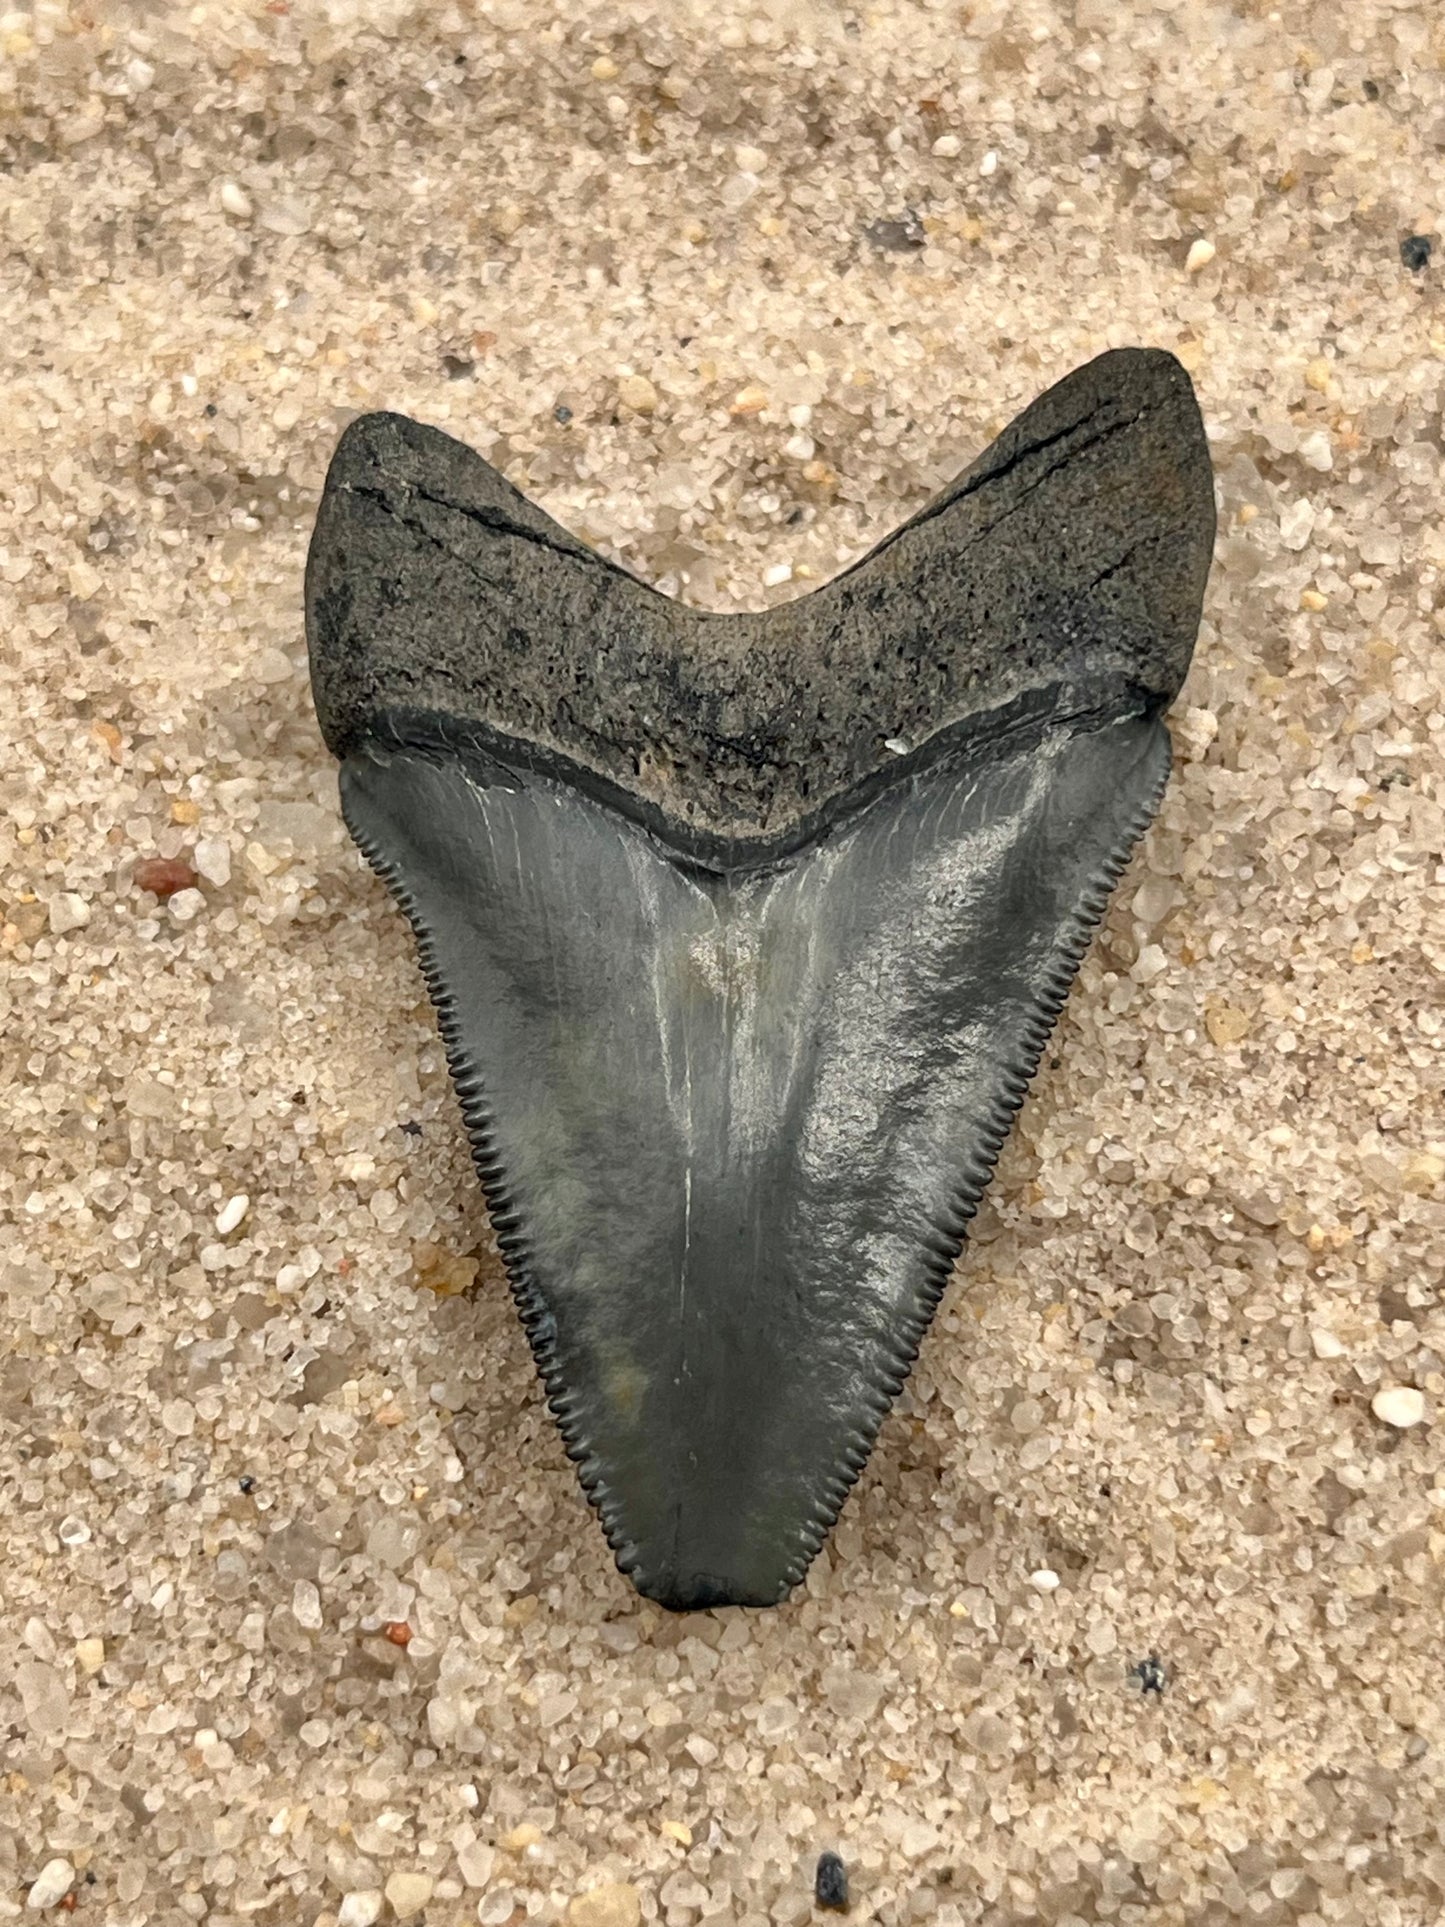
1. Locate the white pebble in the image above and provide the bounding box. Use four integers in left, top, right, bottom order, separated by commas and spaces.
1310, 1328, 1346, 1360
932, 134, 962, 157
734, 143, 768, 172
1131, 875, 1181, 925
160, 1398, 195, 1438
258, 194, 312, 237
1372, 1386, 1426, 1429
216, 1193, 250, 1236
26, 1859, 75, 1910
384, 1871, 435, 1920
1176, 705, 1218, 758
46, 892, 90, 935
1085, 1617, 1118, 1655
292, 1579, 323, 1630
167, 886, 206, 923
255, 646, 295, 684
762, 563, 793, 588
1019, 1432, 1056, 1469
457, 1841, 495, 1888
193, 836, 232, 887
338, 1894, 383, 1927
755, 1694, 798, 1737
1185, 238, 1216, 273
980, 149, 998, 176
17, 1661, 70, 1739
617, 374, 657, 415
1028, 1568, 1060, 1592
721, 171, 759, 208
22, 1618, 56, 1661
1278, 497, 1316, 550
219, 180, 253, 220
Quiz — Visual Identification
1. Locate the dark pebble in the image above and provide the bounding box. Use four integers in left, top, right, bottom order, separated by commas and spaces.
815, 1851, 849, 1911
553, 403, 573, 424
1129, 1654, 1167, 1695
1401, 233, 1432, 272
864, 211, 925, 252
133, 855, 199, 900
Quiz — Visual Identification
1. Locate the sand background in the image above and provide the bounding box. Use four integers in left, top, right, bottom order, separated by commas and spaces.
3, 1, 1445, 1922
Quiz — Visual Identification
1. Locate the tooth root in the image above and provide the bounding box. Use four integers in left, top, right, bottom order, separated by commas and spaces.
307, 346, 1215, 1610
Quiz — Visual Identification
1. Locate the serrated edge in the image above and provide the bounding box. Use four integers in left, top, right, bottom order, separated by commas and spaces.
341, 725, 1172, 1606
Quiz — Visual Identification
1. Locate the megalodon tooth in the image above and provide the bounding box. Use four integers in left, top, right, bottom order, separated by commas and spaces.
305, 347, 1215, 1610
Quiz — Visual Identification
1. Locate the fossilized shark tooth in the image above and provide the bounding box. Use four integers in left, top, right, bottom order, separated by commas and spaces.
306, 346, 1214, 1610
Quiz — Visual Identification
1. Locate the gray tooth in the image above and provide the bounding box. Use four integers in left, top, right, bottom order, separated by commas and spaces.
305, 346, 1215, 1610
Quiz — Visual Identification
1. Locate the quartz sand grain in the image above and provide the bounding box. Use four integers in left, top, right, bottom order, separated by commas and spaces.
2, 2, 1444, 1925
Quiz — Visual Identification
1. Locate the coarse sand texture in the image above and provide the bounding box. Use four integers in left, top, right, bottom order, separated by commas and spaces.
1, 4, 1444, 1926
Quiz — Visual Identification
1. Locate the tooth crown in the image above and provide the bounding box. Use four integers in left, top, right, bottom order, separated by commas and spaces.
306, 348, 1215, 1609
